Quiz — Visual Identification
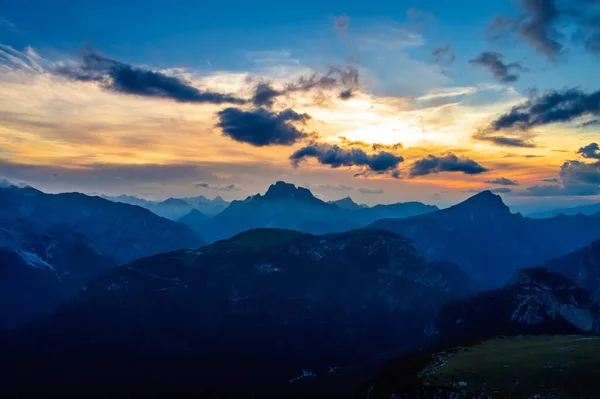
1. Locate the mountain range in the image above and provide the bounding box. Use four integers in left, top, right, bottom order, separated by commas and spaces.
529, 202, 600, 219
0, 183, 203, 328
188, 181, 438, 243
0, 228, 470, 397
370, 190, 600, 288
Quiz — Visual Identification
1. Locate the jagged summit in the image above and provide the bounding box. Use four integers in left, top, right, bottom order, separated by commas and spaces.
329, 196, 364, 211
262, 181, 319, 202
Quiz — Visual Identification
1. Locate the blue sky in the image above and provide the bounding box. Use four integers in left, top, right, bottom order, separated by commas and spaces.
0, 0, 599, 212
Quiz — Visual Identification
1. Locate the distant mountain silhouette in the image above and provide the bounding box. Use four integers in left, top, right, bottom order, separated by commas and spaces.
202, 181, 436, 243
147, 197, 195, 220
529, 202, 600, 219
103, 194, 230, 219
0, 228, 470, 397
435, 268, 600, 344
543, 240, 600, 302
328, 197, 367, 210
0, 183, 203, 328
370, 190, 600, 287
178, 208, 209, 235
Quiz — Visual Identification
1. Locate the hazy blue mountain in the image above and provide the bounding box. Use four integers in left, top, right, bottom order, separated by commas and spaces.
179, 195, 230, 216
529, 202, 600, 218
201, 181, 437, 243
328, 197, 368, 210
543, 240, 600, 302
0, 183, 203, 328
0, 228, 471, 397
370, 190, 600, 288
100, 194, 154, 208
178, 208, 209, 235
146, 197, 195, 220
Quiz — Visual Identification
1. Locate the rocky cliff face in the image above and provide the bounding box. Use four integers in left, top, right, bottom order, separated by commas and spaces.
435, 268, 600, 344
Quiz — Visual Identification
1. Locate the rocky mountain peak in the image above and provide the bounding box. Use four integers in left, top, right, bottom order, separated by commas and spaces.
451, 190, 511, 215
263, 181, 318, 202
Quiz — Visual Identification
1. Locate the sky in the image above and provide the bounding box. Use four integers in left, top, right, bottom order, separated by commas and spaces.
0, 0, 599, 212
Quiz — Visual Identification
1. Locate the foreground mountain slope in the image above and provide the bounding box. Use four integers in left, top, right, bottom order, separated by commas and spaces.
362, 335, 600, 399
370, 191, 600, 287
0, 228, 471, 397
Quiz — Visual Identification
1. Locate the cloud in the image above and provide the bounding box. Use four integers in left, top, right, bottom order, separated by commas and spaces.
432, 44, 456, 66
487, 0, 600, 58
338, 137, 403, 152
409, 153, 489, 177
290, 142, 404, 175
196, 182, 239, 191
485, 177, 519, 185
579, 119, 600, 128
542, 177, 559, 182
517, 159, 600, 196
216, 107, 311, 146
468, 51, 527, 83
465, 187, 512, 194
334, 13, 349, 31
488, 88, 600, 131
249, 66, 360, 107
317, 184, 354, 191
473, 132, 537, 148
578, 142, 600, 160
358, 187, 384, 194
57, 49, 246, 104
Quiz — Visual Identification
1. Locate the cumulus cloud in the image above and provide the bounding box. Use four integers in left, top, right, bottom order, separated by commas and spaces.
517, 159, 600, 196
250, 66, 360, 107
57, 49, 246, 104
473, 130, 537, 148
488, 88, 600, 131
469, 51, 527, 83
487, 0, 600, 59
409, 153, 489, 177
578, 142, 600, 160
290, 142, 404, 175
216, 107, 311, 146
485, 177, 519, 185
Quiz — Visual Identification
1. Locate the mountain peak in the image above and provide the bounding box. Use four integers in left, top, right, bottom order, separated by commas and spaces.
452, 190, 510, 214
263, 181, 317, 201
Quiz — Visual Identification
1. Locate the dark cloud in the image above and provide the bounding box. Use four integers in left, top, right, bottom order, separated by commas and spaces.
196, 182, 239, 191
485, 177, 519, 185
432, 44, 456, 66
468, 51, 527, 83
542, 177, 559, 182
465, 187, 512, 194
339, 89, 354, 100
358, 187, 384, 195
487, 0, 600, 59
488, 88, 600, 131
578, 142, 600, 159
409, 153, 489, 177
317, 184, 354, 191
473, 132, 537, 148
338, 136, 403, 152
290, 142, 404, 175
57, 49, 245, 104
517, 159, 600, 196
579, 119, 600, 128
216, 107, 311, 146
250, 66, 359, 107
